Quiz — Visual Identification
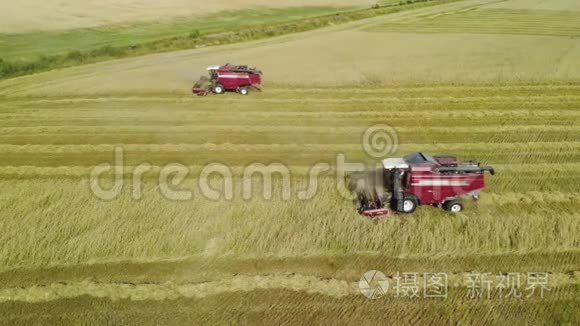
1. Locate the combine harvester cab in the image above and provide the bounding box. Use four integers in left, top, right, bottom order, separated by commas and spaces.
354, 152, 494, 219
193, 64, 262, 96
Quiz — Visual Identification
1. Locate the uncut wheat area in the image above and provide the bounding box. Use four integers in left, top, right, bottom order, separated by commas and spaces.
0, 85, 578, 267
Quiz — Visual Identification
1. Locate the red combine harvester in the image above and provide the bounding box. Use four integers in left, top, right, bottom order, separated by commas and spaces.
352, 152, 495, 218
192, 64, 262, 96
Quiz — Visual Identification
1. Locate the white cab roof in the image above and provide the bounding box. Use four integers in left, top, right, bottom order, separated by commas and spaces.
382, 158, 409, 169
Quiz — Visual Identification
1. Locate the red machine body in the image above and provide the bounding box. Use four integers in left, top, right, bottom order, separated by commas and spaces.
405, 163, 485, 205
357, 152, 494, 218
214, 65, 261, 90
192, 64, 262, 96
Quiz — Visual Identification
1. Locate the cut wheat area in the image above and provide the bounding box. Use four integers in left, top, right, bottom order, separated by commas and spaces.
0, 85, 579, 324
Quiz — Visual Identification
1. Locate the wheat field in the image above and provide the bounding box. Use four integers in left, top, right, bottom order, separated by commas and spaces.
0, 84, 578, 324
0, 0, 579, 324
0, 0, 376, 33
0, 85, 579, 269
485, 0, 580, 11
371, 7, 580, 36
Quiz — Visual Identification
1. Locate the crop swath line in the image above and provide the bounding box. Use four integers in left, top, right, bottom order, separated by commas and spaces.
0, 141, 576, 153
0, 124, 576, 134
371, 9, 580, 37
0, 271, 578, 303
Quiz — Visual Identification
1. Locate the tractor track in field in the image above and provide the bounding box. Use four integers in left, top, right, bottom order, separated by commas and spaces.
0, 165, 579, 183
6, 95, 580, 105
0, 271, 578, 304
0, 124, 576, 134
0, 275, 353, 303
1, 109, 579, 120
370, 7, 580, 37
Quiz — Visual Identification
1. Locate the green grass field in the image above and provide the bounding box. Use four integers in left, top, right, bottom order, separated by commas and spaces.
0, 0, 579, 324
0, 0, 455, 79
0, 7, 351, 62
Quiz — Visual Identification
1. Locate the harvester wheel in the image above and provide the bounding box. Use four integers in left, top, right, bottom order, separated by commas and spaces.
213, 84, 225, 94
443, 200, 463, 213
238, 87, 249, 95
400, 194, 418, 214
